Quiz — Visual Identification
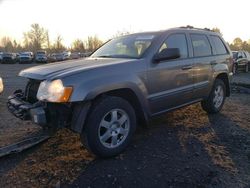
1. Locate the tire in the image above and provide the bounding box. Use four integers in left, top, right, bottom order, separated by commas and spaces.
201, 79, 226, 114
232, 63, 237, 75
81, 96, 137, 158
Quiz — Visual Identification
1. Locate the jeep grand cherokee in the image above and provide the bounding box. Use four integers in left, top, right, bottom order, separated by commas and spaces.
7, 27, 233, 157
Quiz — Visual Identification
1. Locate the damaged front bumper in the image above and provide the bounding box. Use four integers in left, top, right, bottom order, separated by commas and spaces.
7, 91, 47, 126
7, 90, 91, 134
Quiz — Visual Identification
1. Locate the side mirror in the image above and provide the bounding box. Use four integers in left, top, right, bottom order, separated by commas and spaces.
153, 48, 180, 63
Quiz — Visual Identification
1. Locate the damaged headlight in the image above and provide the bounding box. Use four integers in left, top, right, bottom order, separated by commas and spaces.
37, 79, 73, 102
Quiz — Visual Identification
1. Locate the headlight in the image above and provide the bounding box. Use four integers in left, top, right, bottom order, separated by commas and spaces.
0, 78, 3, 94
37, 79, 73, 102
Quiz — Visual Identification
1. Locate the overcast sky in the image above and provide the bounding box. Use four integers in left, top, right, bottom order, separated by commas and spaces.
0, 0, 249, 46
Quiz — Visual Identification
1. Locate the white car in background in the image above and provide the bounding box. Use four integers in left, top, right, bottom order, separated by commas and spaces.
0, 77, 3, 94
19, 52, 33, 64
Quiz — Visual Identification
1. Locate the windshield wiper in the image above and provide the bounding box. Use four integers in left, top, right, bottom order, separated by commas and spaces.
94, 55, 113, 58
94, 55, 137, 59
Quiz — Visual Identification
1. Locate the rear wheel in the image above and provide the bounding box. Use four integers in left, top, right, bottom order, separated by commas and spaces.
81, 96, 136, 157
201, 79, 226, 114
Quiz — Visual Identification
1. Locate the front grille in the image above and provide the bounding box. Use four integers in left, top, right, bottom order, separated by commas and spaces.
3, 57, 12, 60
25, 80, 41, 103
20, 57, 31, 61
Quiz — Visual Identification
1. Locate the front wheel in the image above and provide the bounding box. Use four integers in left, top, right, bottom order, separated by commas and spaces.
81, 96, 136, 158
201, 79, 226, 114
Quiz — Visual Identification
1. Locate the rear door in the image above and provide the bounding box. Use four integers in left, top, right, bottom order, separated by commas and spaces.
147, 33, 194, 114
189, 33, 214, 100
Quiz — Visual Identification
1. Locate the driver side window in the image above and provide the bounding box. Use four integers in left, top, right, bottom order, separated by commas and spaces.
159, 34, 188, 58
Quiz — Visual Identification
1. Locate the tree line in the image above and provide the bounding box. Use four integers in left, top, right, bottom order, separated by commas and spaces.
1, 25, 250, 53
0, 23, 103, 53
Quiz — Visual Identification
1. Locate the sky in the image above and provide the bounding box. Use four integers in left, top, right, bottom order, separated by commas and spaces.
0, 0, 250, 47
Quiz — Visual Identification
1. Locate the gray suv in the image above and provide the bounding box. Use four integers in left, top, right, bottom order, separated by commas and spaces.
7, 27, 233, 157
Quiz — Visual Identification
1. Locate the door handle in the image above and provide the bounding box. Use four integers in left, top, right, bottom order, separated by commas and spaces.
182, 65, 193, 70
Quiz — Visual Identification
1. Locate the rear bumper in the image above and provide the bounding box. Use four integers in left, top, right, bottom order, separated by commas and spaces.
35, 59, 47, 63
7, 92, 47, 126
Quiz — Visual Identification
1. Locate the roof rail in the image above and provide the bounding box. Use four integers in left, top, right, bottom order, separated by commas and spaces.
179, 25, 214, 32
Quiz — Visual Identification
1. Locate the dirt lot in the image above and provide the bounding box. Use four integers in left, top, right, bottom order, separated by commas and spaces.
0, 64, 250, 188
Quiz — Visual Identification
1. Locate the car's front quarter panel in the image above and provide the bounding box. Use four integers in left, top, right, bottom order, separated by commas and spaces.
62, 59, 150, 113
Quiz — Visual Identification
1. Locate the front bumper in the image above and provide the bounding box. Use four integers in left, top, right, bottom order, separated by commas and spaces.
36, 58, 47, 63
7, 91, 47, 126
19, 59, 32, 64
2, 58, 15, 64
7, 90, 91, 133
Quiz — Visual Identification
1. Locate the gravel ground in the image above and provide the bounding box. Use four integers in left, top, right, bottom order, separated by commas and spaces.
0, 64, 250, 188
231, 72, 250, 87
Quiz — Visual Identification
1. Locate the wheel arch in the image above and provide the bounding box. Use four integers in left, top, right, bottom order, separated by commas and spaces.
71, 87, 149, 134
215, 73, 230, 97
91, 88, 149, 127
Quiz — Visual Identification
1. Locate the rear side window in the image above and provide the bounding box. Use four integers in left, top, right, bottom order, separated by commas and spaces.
191, 34, 212, 57
159, 34, 188, 58
210, 36, 228, 55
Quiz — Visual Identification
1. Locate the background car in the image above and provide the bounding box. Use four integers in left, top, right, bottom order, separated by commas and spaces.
14, 53, 20, 63
63, 51, 70, 60
232, 51, 249, 73
35, 50, 47, 63
245, 51, 250, 71
0, 52, 16, 64
19, 52, 33, 64
54, 53, 65, 61
70, 52, 81, 59
0, 52, 3, 63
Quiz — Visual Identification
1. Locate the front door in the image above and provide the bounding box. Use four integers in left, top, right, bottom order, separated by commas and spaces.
147, 33, 194, 115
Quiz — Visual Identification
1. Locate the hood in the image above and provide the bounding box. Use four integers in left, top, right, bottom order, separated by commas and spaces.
19, 57, 135, 80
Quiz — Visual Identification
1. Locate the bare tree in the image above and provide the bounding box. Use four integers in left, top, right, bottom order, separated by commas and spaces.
45, 30, 51, 50
212, 27, 223, 36
233, 37, 243, 50
85, 36, 103, 52
1, 37, 14, 52
23, 23, 47, 52
52, 35, 66, 52
71, 39, 85, 52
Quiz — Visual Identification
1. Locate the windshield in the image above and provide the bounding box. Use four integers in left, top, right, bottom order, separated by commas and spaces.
37, 52, 46, 55
20, 53, 30, 56
91, 34, 155, 59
